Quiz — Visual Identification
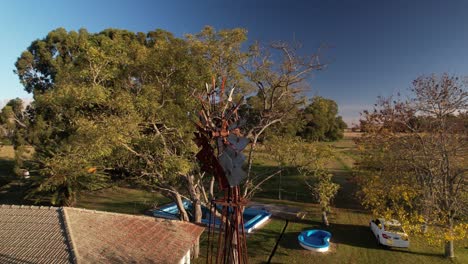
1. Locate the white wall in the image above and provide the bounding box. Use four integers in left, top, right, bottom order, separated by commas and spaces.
178, 250, 191, 264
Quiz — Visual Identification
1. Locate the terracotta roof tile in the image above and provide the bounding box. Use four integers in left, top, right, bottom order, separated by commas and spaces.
63, 207, 204, 264
0, 205, 74, 264
0, 205, 204, 263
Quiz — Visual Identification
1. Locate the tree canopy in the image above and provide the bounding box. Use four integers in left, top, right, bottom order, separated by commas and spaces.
356, 74, 467, 258
14, 27, 211, 206
12, 26, 327, 224
298, 96, 347, 141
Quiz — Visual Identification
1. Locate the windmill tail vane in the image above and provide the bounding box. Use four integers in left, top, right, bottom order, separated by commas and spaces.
193, 77, 249, 264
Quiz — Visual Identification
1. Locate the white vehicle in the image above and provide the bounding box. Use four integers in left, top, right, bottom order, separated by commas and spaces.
369, 218, 409, 248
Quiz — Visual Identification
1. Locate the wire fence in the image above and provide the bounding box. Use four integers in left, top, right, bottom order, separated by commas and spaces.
257, 189, 315, 203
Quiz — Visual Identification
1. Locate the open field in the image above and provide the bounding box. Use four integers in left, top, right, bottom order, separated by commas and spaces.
1, 134, 467, 263
196, 133, 467, 263
245, 202, 467, 264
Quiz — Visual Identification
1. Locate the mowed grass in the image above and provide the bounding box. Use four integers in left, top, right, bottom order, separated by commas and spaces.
200, 133, 467, 263
195, 200, 468, 263
76, 187, 170, 214
262, 201, 467, 264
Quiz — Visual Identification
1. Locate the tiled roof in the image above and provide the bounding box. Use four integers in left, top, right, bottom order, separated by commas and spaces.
63, 207, 204, 264
0, 205, 74, 264
0, 205, 204, 264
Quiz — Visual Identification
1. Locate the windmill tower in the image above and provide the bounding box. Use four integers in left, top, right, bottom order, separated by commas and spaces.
193, 77, 249, 264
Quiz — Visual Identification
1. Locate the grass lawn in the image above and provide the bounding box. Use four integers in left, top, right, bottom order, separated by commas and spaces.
265, 201, 467, 264
195, 201, 468, 263
76, 186, 170, 214
196, 133, 468, 263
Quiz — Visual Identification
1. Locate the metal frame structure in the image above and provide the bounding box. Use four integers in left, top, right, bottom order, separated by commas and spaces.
193, 77, 249, 264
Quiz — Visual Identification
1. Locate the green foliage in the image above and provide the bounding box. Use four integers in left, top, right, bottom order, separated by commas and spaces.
14, 27, 249, 206
0, 98, 26, 144
296, 143, 339, 214
13, 25, 332, 212
299, 96, 347, 141
0, 98, 31, 176
186, 26, 247, 83
356, 74, 468, 257
267, 136, 339, 216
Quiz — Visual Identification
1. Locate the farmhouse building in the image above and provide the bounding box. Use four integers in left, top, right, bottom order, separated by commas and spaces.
0, 205, 204, 264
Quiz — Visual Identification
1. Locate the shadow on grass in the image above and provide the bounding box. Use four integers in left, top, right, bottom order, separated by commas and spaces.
194, 220, 285, 264
0, 156, 30, 205
0, 158, 15, 186
331, 169, 362, 210
0, 181, 32, 205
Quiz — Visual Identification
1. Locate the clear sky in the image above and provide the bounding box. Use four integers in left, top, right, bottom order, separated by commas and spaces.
1, 0, 468, 124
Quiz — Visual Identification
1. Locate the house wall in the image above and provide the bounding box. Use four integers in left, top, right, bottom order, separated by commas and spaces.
179, 250, 191, 264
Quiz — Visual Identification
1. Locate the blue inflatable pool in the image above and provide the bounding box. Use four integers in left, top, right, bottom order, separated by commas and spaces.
298, 229, 331, 252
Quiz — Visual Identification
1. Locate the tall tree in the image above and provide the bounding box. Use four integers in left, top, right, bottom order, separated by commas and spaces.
240, 41, 326, 198
14, 28, 209, 212
356, 73, 467, 258
14, 28, 329, 238
299, 96, 347, 141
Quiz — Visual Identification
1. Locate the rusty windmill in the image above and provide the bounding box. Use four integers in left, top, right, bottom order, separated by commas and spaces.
193, 77, 249, 264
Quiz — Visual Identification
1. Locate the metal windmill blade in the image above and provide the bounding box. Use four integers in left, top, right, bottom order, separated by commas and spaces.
219, 146, 247, 186
228, 118, 246, 131
227, 134, 249, 151
224, 147, 246, 168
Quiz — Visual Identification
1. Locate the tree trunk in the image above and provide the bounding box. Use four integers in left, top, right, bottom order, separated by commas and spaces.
172, 191, 190, 222
444, 240, 454, 258
421, 222, 428, 233
444, 218, 455, 258
278, 169, 282, 200
322, 210, 329, 226
192, 201, 202, 258
243, 138, 257, 197
209, 176, 215, 199
186, 174, 202, 258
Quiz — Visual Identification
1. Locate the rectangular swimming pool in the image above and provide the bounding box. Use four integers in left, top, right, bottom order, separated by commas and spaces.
152, 201, 271, 233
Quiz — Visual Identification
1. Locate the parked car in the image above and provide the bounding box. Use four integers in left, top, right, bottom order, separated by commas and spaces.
370, 218, 409, 248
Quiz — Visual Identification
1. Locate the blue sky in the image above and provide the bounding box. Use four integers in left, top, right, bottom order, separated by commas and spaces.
1, 0, 468, 124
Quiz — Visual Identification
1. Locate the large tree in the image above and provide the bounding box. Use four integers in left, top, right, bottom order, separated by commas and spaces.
15, 28, 209, 214
356, 74, 467, 258
14, 27, 328, 236
299, 96, 347, 141
239, 41, 326, 198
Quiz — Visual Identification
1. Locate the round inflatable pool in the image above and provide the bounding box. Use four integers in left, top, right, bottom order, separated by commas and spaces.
298, 229, 331, 252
